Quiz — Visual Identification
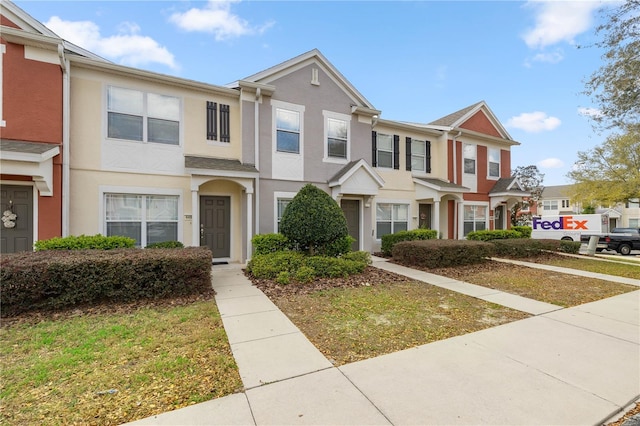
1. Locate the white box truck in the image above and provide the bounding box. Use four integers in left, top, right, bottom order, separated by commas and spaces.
530, 214, 609, 242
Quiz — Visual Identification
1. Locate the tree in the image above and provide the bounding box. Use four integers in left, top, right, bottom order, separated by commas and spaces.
583, 0, 640, 129
279, 184, 348, 255
568, 125, 640, 206
510, 165, 545, 226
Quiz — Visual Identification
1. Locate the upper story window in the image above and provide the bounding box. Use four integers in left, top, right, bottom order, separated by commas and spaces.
626, 198, 639, 208
543, 200, 558, 211
276, 108, 301, 153
561, 199, 571, 208
463, 144, 476, 174
409, 138, 431, 172
324, 111, 350, 162
488, 148, 500, 178
372, 132, 399, 169
107, 86, 180, 145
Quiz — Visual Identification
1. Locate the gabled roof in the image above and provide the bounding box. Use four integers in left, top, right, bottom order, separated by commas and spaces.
428, 100, 513, 141
328, 159, 385, 189
489, 177, 529, 196
1, 0, 59, 37
234, 48, 376, 110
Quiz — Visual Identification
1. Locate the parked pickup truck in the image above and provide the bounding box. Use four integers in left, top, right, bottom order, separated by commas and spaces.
581, 228, 640, 255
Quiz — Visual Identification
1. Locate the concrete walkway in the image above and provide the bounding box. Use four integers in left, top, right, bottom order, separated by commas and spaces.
126, 259, 640, 426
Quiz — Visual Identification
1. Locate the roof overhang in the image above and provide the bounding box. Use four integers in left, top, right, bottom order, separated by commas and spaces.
413, 177, 469, 202
328, 159, 384, 200
0, 139, 60, 196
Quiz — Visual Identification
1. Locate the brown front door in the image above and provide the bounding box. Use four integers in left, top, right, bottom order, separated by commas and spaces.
341, 199, 360, 251
200, 196, 230, 258
495, 206, 505, 230
0, 185, 33, 253
419, 204, 432, 229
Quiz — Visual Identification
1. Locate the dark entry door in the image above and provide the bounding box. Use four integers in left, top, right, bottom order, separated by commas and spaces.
0, 185, 33, 253
495, 206, 505, 230
341, 199, 360, 251
419, 204, 432, 229
200, 196, 230, 258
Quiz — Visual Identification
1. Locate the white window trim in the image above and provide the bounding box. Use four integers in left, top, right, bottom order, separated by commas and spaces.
463, 143, 476, 175
374, 200, 411, 241
271, 99, 305, 157
0, 44, 6, 127
376, 133, 394, 169
273, 191, 297, 232
98, 185, 183, 244
322, 110, 351, 164
487, 147, 500, 180
411, 138, 427, 173
460, 201, 490, 239
105, 85, 183, 147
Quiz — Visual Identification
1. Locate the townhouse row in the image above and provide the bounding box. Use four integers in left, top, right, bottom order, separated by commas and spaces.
0, 0, 529, 261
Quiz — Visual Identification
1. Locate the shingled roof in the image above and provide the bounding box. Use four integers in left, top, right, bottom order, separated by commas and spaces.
428, 101, 485, 127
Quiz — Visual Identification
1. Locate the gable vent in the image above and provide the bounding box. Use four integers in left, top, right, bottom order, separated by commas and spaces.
311, 68, 319, 86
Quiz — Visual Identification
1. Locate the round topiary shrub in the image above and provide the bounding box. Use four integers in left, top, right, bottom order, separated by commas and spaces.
279, 184, 349, 256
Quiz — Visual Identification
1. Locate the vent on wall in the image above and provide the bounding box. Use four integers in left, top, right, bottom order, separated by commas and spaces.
311, 68, 319, 86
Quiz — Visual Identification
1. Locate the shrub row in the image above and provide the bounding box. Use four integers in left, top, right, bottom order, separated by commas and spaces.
391, 238, 581, 269
34, 234, 135, 251
380, 229, 438, 256
392, 239, 494, 268
465, 229, 523, 241
246, 250, 371, 283
0, 247, 212, 317
511, 226, 532, 238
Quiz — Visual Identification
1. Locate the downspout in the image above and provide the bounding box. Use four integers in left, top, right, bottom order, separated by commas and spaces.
59, 44, 70, 236
451, 130, 462, 239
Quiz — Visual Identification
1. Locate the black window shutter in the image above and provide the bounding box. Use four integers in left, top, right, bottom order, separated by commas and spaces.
426, 140, 432, 173
220, 104, 230, 142
405, 137, 412, 171
206, 101, 217, 141
372, 131, 377, 167
393, 134, 400, 170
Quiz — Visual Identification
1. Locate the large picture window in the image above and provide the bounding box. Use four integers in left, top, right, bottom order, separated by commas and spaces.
463, 205, 487, 236
107, 86, 180, 145
276, 108, 300, 153
105, 194, 179, 247
376, 203, 408, 238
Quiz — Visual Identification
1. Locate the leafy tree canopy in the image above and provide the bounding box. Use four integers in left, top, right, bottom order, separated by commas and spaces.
583, 0, 640, 129
568, 125, 640, 205
279, 184, 348, 255
510, 165, 544, 226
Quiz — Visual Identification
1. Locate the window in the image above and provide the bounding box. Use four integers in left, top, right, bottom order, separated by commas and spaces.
411, 139, 430, 172
105, 194, 179, 247
626, 198, 639, 208
107, 86, 180, 145
276, 108, 300, 153
276, 198, 292, 232
561, 199, 571, 209
376, 134, 393, 168
463, 205, 487, 236
488, 148, 500, 178
629, 218, 639, 228
543, 200, 558, 211
324, 112, 350, 160
376, 203, 408, 238
463, 144, 476, 174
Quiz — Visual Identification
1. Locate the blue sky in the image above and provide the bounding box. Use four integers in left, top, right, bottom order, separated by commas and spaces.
16, 0, 615, 186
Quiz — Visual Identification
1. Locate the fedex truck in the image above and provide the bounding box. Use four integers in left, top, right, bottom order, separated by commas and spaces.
530, 214, 609, 242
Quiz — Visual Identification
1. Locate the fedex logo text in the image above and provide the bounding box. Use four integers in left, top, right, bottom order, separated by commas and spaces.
533, 216, 588, 230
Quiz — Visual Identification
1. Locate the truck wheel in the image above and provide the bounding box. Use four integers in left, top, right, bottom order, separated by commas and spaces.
561, 237, 573, 241
618, 244, 632, 255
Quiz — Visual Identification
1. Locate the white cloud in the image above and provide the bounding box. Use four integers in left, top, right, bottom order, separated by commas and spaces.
522, 1, 602, 49
537, 158, 565, 169
577, 107, 603, 118
45, 16, 177, 69
506, 111, 561, 132
169, 0, 274, 40
532, 50, 564, 64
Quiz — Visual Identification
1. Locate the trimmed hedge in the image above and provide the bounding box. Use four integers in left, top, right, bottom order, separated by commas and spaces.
381, 229, 438, 256
34, 234, 135, 251
145, 241, 185, 249
252, 233, 291, 255
466, 230, 523, 241
489, 238, 580, 257
246, 251, 369, 281
512, 226, 532, 238
0, 247, 212, 317
392, 239, 494, 268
